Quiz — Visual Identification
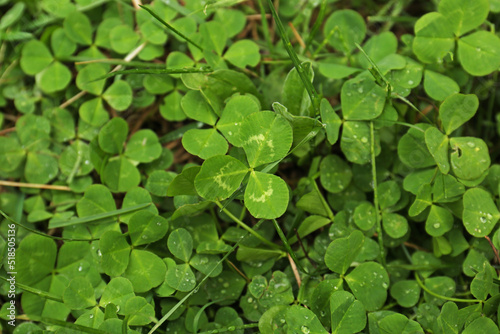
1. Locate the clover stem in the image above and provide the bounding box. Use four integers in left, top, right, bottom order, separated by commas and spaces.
414, 273, 481, 304
215, 201, 281, 250
370, 122, 385, 266
311, 179, 335, 221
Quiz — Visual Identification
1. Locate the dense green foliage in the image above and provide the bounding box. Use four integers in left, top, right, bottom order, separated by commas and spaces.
1, 0, 500, 333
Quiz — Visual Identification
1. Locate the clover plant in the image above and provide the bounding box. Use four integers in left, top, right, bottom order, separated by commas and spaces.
1, 0, 500, 333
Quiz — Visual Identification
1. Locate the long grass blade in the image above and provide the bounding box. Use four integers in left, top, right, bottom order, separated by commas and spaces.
49, 203, 151, 228
90, 67, 212, 82
139, 5, 204, 51
0, 209, 99, 242
272, 219, 309, 274
304, 0, 327, 53
30, 316, 109, 334
266, 0, 319, 112
0, 276, 63, 302
160, 122, 204, 143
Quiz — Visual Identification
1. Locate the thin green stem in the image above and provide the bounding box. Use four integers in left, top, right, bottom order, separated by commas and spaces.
197, 323, 259, 334
215, 201, 281, 250
304, 0, 327, 54
415, 273, 481, 303
311, 179, 335, 221
393, 94, 433, 124
267, 0, 319, 112
90, 67, 212, 82
272, 219, 308, 274
139, 5, 204, 51
370, 122, 385, 266
0, 276, 63, 303
256, 0, 274, 53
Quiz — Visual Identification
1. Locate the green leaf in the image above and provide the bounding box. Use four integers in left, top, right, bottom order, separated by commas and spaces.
51, 27, 76, 58
0, 2, 25, 30
79, 98, 109, 127
99, 231, 131, 277
20, 40, 53, 75
425, 127, 450, 174
325, 230, 364, 275
63, 11, 92, 45
160, 91, 186, 121
330, 291, 366, 333
110, 25, 140, 54
59, 140, 93, 178
194, 155, 248, 201
462, 188, 500, 237
463, 317, 499, 334
129, 211, 168, 246
449, 137, 490, 180
76, 64, 109, 96
282, 61, 314, 116
423, 70, 460, 101
17, 234, 57, 285
397, 124, 435, 169
341, 77, 386, 120
224, 40, 260, 68
121, 187, 157, 223
244, 171, 289, 219
165, 259, 196, 292
354, 202, 377, 230
432, 173, 465, 203
382, 213, 408, 239
167, 166, 200, 196
189, 254, 223, 277
217, 94, 260, 147
24, 151, 59, 184
182, 128, 228, 159
390, 280, 421, 308
288, 215, 331, 245
470, 263, 493, 300
145, 170, 175, 197
439, 94, 479, 135
324, 9, 366, 54
102, 156, 141, 193
0, 137, 25, 172
413, 12, 455, 64
124, 249, 166, 293
102, 80, 133, 111
378, 313, 424, 333
438, 0, 489, 36
320, 98, 341, 145
378, 180, 401, 209
425, 205, 454, 237
99, 277, 134, 311
285, 305, 328, 334
200, 21, 227, 55
124, 296, 155, 326
125, 129, 162, 163
44, 107, 75, 143
16, 113, 51, 150
345, 261, 389, 311
63, 277, 96, 310
168, 228, 193, 262
436, 302, 460, 333
98, 117, 128, 154
341, 121, 375, 164
458, 31, 500, 76
143, 74, 174, 94
241, 111, 293, 168
181, 90, 218, 125
77, 184, 117, 224
320, 155, 352, 193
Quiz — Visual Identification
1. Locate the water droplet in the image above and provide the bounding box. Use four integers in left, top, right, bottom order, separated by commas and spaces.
346, 92, 352, 97
476, 47, 481, 52
480, 217, 487, 223
301, 325, 310, 334
407, 80, 414, 85
89, 314, 94, 319
357, 87, 364, 94
433, 223, 440, 229
280, 318, 286, 324
221, 289, 226, 294
227, 326, 236, 332
247, 297, 253, 303
78, 265, 83, 272
467, 141, 475, 147
223, 282, 230, 288
361, 137, 368, 143
142, 235, 148, 239
382, 282, 388, 288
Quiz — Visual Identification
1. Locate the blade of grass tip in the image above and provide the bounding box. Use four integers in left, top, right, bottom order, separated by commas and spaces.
0, 276, 63, 302
304, 0, 327, 54
266, 0, 319, 112
49, 203, 151, 228
272, 219, 309, 274
139, 5, 204, 51
193, 298, 225, 333
148, 219, 266, 334
354, 42, 391, 90
89, 67, 212, 83
0, 209, 99, 242
256, 0, 274, 53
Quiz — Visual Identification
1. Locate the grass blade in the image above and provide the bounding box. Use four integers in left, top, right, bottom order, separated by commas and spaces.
49, 203, 151, 228
0, 209, 99, 242
139, 5, 204, 51
30, 316, 109, 334
0, 276, 63, 302
256, 0, 274, 53
304, 0, 327, 53
160, 122, 204, 143
266, 0, 319, 112
90, 67, 212, 82
272, 219, 309, 274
